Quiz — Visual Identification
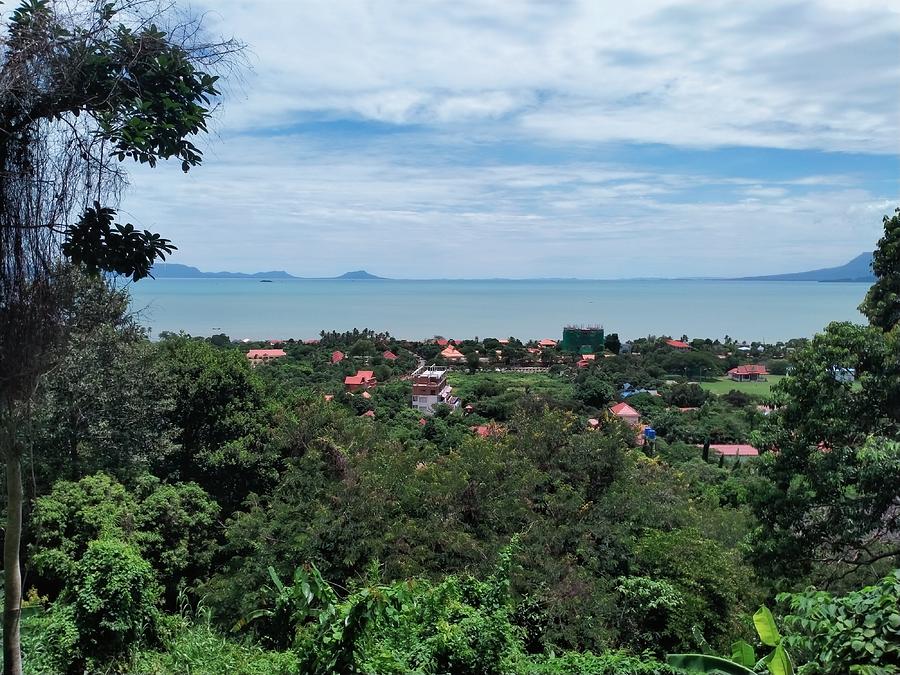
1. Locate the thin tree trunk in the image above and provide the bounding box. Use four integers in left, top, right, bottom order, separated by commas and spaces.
3, 449, 23, 675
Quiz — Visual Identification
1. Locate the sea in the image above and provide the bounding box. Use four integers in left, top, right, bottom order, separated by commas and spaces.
126, 278, 870, 343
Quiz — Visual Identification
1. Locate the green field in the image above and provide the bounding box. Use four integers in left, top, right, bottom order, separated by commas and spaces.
699, 375, 784, 396
447, 370, 574, 401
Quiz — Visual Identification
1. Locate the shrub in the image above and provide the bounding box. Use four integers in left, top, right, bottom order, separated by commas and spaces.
779, 569, 900, 674
72, 538, 161, 663
20, 603, 80, 674
722, 389, 751, 407
614, 576, 685, 653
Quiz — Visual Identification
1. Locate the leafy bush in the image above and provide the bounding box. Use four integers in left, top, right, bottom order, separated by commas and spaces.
614, 576, 685, 652
633, 528, 757, 649
20, 603, 80, 675
31, 473, 134, 585
72, 538, 161, 664
31, 472, 220, 603
779, 570, 900, 674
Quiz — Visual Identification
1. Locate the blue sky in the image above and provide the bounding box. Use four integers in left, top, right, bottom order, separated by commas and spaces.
125, 0, 899, 278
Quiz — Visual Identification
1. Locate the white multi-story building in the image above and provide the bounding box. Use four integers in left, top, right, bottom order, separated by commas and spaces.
411, 365, 461, 415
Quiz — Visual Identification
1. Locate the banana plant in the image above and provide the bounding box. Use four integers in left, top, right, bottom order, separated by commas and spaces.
667, 606, 795, 675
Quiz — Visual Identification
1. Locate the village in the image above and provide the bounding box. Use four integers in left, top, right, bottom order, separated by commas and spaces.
232, 324, 808, 463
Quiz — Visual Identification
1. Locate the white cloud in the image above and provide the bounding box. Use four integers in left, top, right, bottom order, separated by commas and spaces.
124, 132, 891, 278
201, 0, 900, 153
112, 0, 899, 279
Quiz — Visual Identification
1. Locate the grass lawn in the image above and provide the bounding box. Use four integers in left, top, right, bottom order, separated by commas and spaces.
447, 370, 574, 401
699, 375, 784, 397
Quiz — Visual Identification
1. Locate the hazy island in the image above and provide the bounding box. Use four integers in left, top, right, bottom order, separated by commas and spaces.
149, 263, 386, 280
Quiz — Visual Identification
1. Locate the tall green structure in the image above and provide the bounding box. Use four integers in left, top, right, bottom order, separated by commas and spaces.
560, 325, 605, 353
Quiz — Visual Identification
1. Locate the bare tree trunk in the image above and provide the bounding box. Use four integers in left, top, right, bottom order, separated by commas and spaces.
3, 447, 22, 675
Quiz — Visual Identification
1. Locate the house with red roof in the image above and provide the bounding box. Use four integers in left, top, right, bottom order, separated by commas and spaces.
728, 364, 768, 382
701, 444, 760, 458
383, 350, 398, 361
665, 339, 691, 350
331, 350, 344, 364
440, 345, 466, 363
538, 338, 558, 348
246, 349, 286, 366
344, 370, 377, 392
436, 338, 450, 347
361, 410, 375, 418
609, 402, 641, 426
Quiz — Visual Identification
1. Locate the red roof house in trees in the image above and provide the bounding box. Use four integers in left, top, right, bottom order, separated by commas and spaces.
609, 402, 641, 426
344, 370, 377, 392
665, 339, 691, 350
727, 365, 768, 381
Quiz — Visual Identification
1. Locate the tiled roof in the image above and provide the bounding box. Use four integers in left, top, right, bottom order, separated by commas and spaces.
610, 402, 640, 417
728, 364, 768, 375
705, 444, 760, 457
247, 349, 286, 359
665, 339, 691, 349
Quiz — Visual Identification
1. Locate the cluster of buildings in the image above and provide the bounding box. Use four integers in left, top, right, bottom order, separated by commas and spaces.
243, 331, 773, 458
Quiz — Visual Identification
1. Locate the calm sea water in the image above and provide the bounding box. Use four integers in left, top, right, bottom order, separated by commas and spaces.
127, 278, 869, 342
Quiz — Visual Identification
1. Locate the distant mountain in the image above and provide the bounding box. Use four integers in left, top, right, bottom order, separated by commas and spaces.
149, 263, 386, 280
737, 252, 874, 282
150, 263, 297, 279
335, 270, 384, 280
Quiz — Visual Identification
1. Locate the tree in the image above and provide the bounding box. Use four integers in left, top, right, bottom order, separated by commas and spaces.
30, 274, 171, 486
31, 472, 220, 606
751, 325, 900, 586
604, 333, 622, 355
350, 339, 375, 357
0, 2, 239, 670
574, 375, 615, 409
155, 338, 276, 511
860, 207, 900, 332
663, 383, 710, 408
70, 539, 160, 667
751, 209, 900, 588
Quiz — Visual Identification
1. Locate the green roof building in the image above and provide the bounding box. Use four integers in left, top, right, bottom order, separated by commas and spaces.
560, 325, 605, 353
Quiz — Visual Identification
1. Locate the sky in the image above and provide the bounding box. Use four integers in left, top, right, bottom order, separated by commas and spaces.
124, 0, 900, 279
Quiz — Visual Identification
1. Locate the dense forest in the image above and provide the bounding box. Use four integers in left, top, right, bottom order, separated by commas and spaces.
1, 1, 898, 673
2, 207, 897, 674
